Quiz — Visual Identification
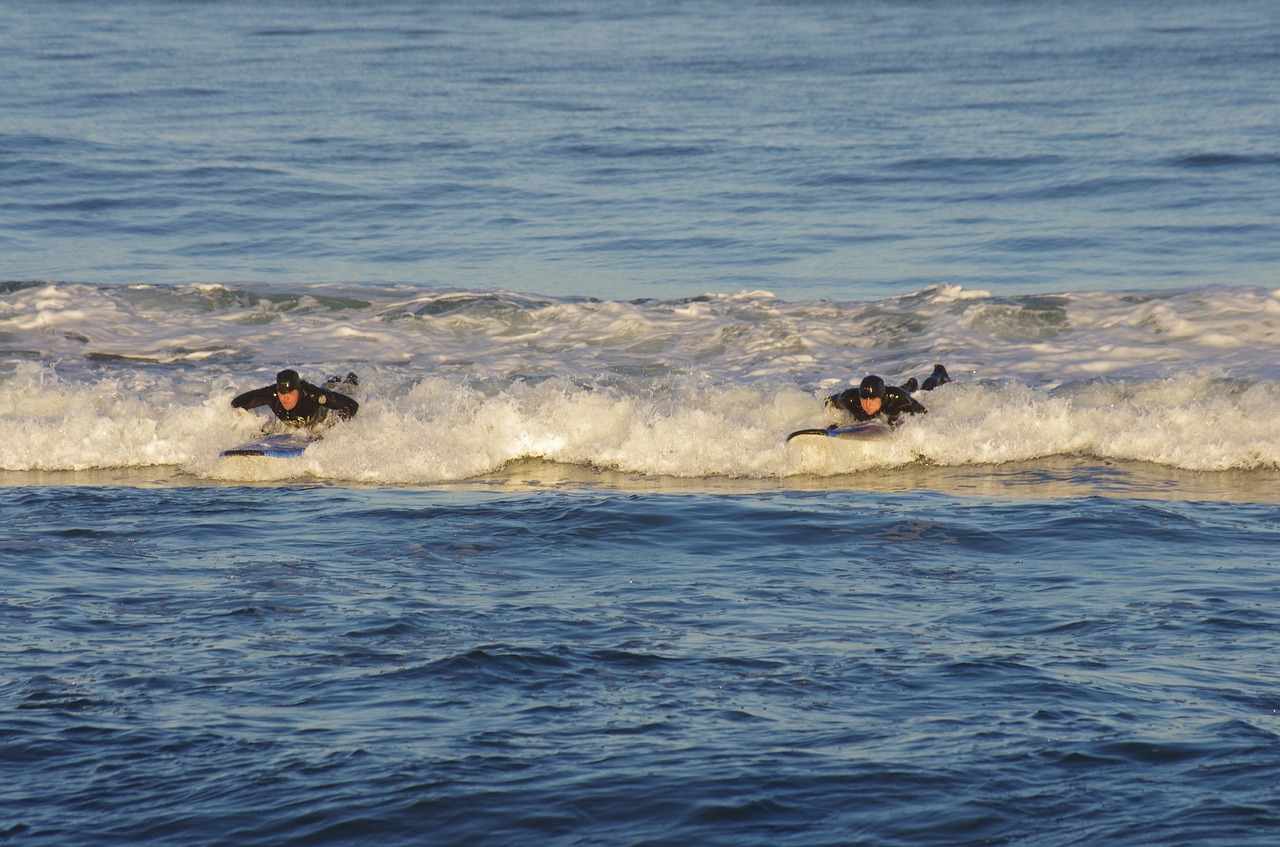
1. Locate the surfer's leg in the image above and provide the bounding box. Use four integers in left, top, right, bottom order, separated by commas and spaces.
920, 364, 950, 391
325, 371, 360, 390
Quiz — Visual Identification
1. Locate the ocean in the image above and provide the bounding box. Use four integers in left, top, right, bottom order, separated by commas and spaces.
3, 1, 1280, 845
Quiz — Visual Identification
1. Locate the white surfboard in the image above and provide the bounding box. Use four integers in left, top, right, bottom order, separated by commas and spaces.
785, 421, 893, 442
220, 432, 313, 458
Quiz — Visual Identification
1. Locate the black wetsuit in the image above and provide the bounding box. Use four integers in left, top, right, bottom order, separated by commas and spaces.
826, 384, 926, 426
231, 380, 359, 428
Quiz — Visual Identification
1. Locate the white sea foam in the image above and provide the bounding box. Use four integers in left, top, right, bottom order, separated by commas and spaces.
2, 281, 1278, 480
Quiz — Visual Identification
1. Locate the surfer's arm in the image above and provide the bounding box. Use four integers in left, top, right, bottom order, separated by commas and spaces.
883, 389, 927, 425
231, 386, 275, 410
824, 388, 874, 421
323, 390, 359, 421
301, 383, 359, 421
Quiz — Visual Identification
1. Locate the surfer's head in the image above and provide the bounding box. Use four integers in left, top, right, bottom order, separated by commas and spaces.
276, 369, 302, 410
858, 375, 885, 415
276, 369, 301, 393
858, 375, 885, 400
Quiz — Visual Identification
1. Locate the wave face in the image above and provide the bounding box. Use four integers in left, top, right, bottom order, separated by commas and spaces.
1, 281, 1278, 480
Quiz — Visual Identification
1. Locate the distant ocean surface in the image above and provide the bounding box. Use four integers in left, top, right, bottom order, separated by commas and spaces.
3, 1, 1280, 845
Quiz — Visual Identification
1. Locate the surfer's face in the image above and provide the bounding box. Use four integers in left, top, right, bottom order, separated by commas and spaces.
277, 388, 300, 410
860, 396, 882, 415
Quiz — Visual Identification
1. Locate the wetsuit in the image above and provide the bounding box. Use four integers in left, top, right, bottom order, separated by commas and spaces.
826, 384, 925, 425
231, 380, 359, 429
824, 365, 948, 426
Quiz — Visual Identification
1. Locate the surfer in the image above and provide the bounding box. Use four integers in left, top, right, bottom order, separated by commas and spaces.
231, 369, 359, 429
825, 364, 949, 426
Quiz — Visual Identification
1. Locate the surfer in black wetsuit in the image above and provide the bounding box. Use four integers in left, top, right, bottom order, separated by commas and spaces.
231, 369, 359, 429
826, 364, 950, 426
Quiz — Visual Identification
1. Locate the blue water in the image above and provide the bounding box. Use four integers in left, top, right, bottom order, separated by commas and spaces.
7, 488, 1280, 844
4, 1, 1280, 845
6, 486, 1280, 846
4, 0, 1278, 300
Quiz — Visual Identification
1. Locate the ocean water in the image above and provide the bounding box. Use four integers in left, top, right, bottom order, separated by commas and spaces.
4, 1, 1280, 845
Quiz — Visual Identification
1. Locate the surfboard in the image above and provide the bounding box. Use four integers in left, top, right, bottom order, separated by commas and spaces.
786, 421, 892, 442
220, 433, 313, 458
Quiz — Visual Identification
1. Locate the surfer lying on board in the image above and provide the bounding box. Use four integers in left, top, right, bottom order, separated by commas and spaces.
825, 364, 950, 426
231, 369, 359, 429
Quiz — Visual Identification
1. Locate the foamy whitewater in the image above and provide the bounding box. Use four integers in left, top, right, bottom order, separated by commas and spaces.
2, 280, 1278, 482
